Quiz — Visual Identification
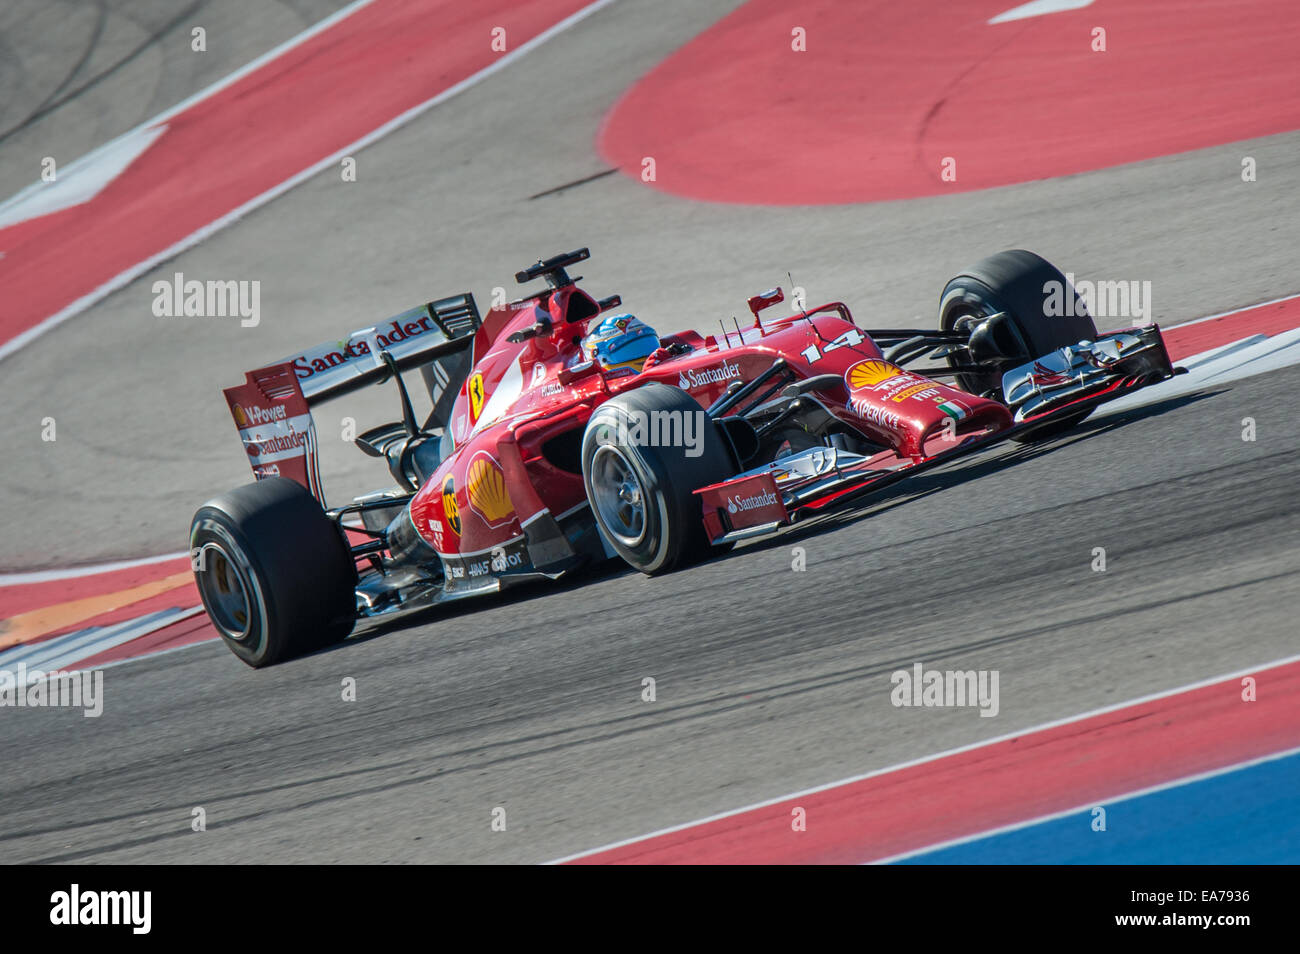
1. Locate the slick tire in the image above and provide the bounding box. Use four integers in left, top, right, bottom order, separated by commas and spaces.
939, 249, 1099, 441
582, 383, 736, 575
190, 477, 356, 667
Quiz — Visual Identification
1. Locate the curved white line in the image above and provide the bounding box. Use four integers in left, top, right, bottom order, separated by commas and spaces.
989, 0, 1095, 25
0, 0, 624, 366
0, 125, 168, 230
0, 551, 189, 587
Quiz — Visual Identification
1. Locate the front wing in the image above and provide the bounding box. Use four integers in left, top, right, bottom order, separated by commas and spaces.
695, 324, 1178, 543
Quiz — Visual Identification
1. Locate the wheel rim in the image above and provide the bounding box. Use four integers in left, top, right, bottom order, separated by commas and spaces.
944, 297, 1022, 397
196, 543, 253, 640
590, 443, 647, 547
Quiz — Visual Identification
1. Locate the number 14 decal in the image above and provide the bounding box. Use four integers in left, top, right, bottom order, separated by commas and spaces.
800, 328, 865, 364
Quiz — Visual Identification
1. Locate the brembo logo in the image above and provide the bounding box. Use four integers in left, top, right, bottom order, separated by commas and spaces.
727, 490, 779, 514
678, 360, 741, 391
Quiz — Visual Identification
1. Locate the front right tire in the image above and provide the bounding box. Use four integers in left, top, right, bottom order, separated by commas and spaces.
940, 249, 1100, 442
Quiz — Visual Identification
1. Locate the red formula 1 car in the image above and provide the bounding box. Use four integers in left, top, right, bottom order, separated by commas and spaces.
191, 248, 1176, 666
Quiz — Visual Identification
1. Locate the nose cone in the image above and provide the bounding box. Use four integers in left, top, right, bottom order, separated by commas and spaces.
844, 358, 1011, 459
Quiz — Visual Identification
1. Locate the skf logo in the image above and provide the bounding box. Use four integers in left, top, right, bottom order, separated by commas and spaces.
847, 359, 899, 390
467, 372, 486, 424
442, 476, 461, 536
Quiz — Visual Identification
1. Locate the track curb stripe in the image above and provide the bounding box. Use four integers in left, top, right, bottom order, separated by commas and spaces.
553, 654, 1300, 864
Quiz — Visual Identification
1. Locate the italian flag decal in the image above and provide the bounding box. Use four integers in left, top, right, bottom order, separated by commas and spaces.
937, 401, 967, 420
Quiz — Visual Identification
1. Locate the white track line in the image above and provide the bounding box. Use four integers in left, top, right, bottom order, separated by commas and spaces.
0, 607, 204, 675
1176, 335, 1267, 371
873, 743, 1300, 864
1165, 290, 1300, 328
1095, 326, 1300, 419
0, 551, 189, 586
90, 634, 219, 673
0, 0, 623, 365
546, 651, 1300, 863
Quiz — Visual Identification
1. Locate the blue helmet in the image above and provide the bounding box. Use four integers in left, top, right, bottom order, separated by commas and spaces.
581, 313, 659, 372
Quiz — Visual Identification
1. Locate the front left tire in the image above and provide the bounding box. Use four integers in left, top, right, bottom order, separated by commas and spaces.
582, 383, 736, 575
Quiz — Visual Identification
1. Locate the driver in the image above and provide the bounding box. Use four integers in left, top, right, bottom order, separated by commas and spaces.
581, 313, 660, 372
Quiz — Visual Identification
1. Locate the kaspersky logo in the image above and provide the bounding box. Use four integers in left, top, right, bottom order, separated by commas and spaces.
678, 360, 741, 391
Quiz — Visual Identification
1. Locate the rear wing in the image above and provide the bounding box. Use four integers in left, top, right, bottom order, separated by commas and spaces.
288, 294, 481, 402
222, 294, 481, 503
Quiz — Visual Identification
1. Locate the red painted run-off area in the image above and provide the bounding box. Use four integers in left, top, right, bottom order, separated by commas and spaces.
0, 0, 593, 351
0, 557, 212, 666
0, 559, 190, 620
568, 659, 1300, 864
599, 0, 1300, 204
78, 612, 215, 669
1161, 296, 1300, 358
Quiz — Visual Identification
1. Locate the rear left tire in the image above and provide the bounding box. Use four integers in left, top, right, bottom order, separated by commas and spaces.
190, 477, 356, 667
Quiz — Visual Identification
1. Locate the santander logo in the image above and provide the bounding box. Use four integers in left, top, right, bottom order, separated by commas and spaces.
727, 490, 779, 514
678, 360, 741, 391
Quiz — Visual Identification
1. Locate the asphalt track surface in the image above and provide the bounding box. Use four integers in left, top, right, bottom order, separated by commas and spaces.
1, 0, 1298, 862
4, 361, 1298, 863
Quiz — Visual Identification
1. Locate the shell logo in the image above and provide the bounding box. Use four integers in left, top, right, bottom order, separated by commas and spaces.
442, 476, 461, 536
466, 454, 514, 527
847, 359, 898, 390
232, 404, 248, 427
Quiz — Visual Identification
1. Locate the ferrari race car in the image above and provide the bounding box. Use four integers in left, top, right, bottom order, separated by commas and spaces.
191, 248, 1177, 666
